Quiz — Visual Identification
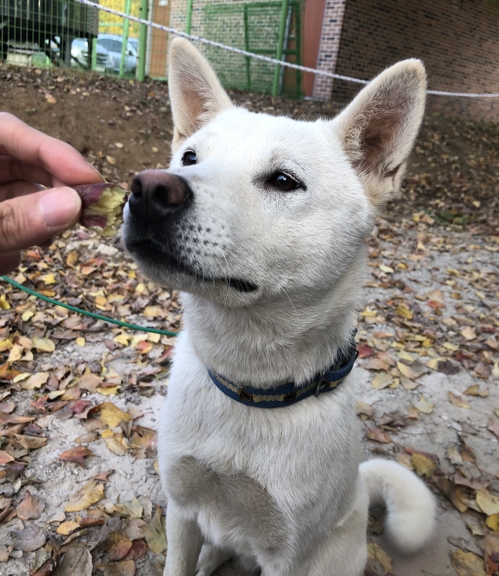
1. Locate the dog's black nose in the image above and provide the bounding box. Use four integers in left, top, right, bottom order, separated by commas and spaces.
129, 170, 193, 221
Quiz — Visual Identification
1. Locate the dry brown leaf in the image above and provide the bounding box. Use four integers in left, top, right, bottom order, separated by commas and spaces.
449, 391, 471, 409
56, 543, 93, 576
371, 372, 392, 390
461, 327, 477, 341
144, 506, 167, 555
59, 446, 94, 467
0, 450, 14, 464
65, 480, 105, 512
11, 526, 46, 552
100, 531, 133, 561
464, 385, 489, 397
56, 521, 81, 535
450, 549, 485, 576
486, 514, 499, 531
20, 372, 49, 390
366, 427, 392, 443
16, 491, 45, 520
397, 361, 419, 380
99, 560, 136, 576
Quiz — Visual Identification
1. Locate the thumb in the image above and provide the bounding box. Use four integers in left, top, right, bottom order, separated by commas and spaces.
0, 187, 82, 254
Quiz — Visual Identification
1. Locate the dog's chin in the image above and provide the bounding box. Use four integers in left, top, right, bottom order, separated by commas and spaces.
124, 238, 258, 302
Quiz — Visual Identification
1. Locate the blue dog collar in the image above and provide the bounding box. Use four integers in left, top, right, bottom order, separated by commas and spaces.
207, 333, 358, 409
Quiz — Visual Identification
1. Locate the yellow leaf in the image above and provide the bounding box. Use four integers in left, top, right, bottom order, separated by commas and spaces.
7, 344, 22, 363
101, 429, 114, 439
398, 350, 415, 363
144, 306, 160, 318
0, 339, 13, 352
464, 385, 488, 398
76, 337, 86, 347
486, 514, 499, 531
476, 489, 499, 516
415, 394, 434, 414
113, 334, 130, 346
106, 155, 116, 165
0, 295, 11, 310
397, 361, 419, 380
97, 386, 121, 396
411, 454, 435, 477
105, 438, 128, 456
41, 273, 56, 285
66, 251, 78, 266
144, 506, 167, 554
379, 264, 394, 274
493, 364, 499, 378
443, 342, 459, 351
98, 402, 132, 428
32, 337, 56, 353
461, 327, 476, 341
56, 521, 80, 535
367, 542, 393, 573
20, 372, 50, 390
371, 373, 392, 390
450, 549, 485, 576
360, 308, 376, 318
22, 310, 34, 322
65, 480, 105, 512
45, 93, 57, 104
395, 304, 413, 320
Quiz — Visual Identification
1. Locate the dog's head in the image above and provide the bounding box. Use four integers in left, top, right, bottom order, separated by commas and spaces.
123, 39, 426, 306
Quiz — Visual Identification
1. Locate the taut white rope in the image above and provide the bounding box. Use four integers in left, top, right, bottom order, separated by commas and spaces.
76, 0, 499, 99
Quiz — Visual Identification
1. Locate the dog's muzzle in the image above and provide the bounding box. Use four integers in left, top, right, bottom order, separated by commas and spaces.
128, 170, 193, 223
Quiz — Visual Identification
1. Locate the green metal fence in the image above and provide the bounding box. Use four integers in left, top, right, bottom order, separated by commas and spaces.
0, 0, 305, 97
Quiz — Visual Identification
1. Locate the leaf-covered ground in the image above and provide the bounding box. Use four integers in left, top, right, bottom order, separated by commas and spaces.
0, 65, 498, 576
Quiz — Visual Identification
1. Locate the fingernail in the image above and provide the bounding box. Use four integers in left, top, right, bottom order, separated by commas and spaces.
39, 187, 82, 228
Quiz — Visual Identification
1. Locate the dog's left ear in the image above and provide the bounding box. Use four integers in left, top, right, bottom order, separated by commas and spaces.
332, 60, 426, 207
168, 38, 233, 152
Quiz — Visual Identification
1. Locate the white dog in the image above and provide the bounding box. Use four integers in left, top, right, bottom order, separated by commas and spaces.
122, 38, 435, 576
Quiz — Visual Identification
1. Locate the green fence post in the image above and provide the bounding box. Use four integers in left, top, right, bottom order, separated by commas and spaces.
138, 0, 148, 81
120, 0, 133, 77
272, 0, 289, 96
92, 37, 98, 71
186, 0, 194, 34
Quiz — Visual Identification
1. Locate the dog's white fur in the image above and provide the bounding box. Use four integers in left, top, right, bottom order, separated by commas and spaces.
123, 38, 435, 576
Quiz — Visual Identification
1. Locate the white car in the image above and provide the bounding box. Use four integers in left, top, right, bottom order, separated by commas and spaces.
97, 34, 137, 74
71, 38, 112, 72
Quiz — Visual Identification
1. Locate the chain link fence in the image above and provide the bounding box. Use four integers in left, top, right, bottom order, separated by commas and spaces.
0, 0, 304, 97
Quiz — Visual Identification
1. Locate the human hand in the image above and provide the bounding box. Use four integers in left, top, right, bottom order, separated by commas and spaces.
0, 112, 104, 275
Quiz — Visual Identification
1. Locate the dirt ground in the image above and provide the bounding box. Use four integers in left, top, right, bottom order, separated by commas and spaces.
0, 64, 498, 576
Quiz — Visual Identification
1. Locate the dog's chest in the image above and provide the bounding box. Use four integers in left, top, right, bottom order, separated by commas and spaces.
164, 455, 287, 552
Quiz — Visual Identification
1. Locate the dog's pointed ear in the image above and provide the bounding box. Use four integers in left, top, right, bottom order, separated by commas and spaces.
332, 60, 426, 207
168, 38, 233, 152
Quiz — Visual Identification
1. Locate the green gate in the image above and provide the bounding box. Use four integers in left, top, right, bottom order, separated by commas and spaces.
193, 1, 304, 97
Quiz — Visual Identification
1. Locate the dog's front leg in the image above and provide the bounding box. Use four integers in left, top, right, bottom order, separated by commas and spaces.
163, 503, 203, 576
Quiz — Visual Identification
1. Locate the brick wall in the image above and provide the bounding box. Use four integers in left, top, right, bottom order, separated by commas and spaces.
313, 0, 347, 99
318, 0, 499, 121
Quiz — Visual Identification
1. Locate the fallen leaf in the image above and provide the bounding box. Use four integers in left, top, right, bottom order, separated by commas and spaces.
449, 391, 471, 409
415, 395, 434, 414
450, 549, 485, 576
367, 542, 393, 573
59, 446, 94, 467
486, 514, 499, 531
100, 531, 133, 561
98, 560, 136, 576
366, 427, 392, 443
461, 327, 477, 341
56, 521, 81, 535
476, 489, 499, 516
411, 453, 436, 478
65, 480, 105, 512
98, 402, 132, 428
144, 506, 167, 554
56, 543, 93, 576
16, 491, 45, 520
464, 385, 489, 397
11, 526, 46, 552
32, 337, 56, 353
371, 372, 392, 390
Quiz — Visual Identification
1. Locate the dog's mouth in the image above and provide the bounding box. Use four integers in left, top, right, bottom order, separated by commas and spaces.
127, 239, 257, 293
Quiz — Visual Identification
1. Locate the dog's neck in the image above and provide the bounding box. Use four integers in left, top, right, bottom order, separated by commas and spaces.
180, 253, 366, 389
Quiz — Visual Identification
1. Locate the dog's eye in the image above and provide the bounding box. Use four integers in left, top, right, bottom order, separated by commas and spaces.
267, 172, 301, 192
182, 151, 197, 166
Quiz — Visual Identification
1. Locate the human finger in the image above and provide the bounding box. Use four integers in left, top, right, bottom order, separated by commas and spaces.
0, 186, 81, 253
0, 251, 21, 276
0, 155, 54, 188
0, 113, 103, 186
0, 180, 45, 202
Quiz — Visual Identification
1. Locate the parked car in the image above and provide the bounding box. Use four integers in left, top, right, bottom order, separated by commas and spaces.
128, 37, 139, 55
97, 34, 137, 74
71, 38, 112, 72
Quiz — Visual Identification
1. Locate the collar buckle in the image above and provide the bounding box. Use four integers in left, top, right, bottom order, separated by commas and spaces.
314, 373, 328, 397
